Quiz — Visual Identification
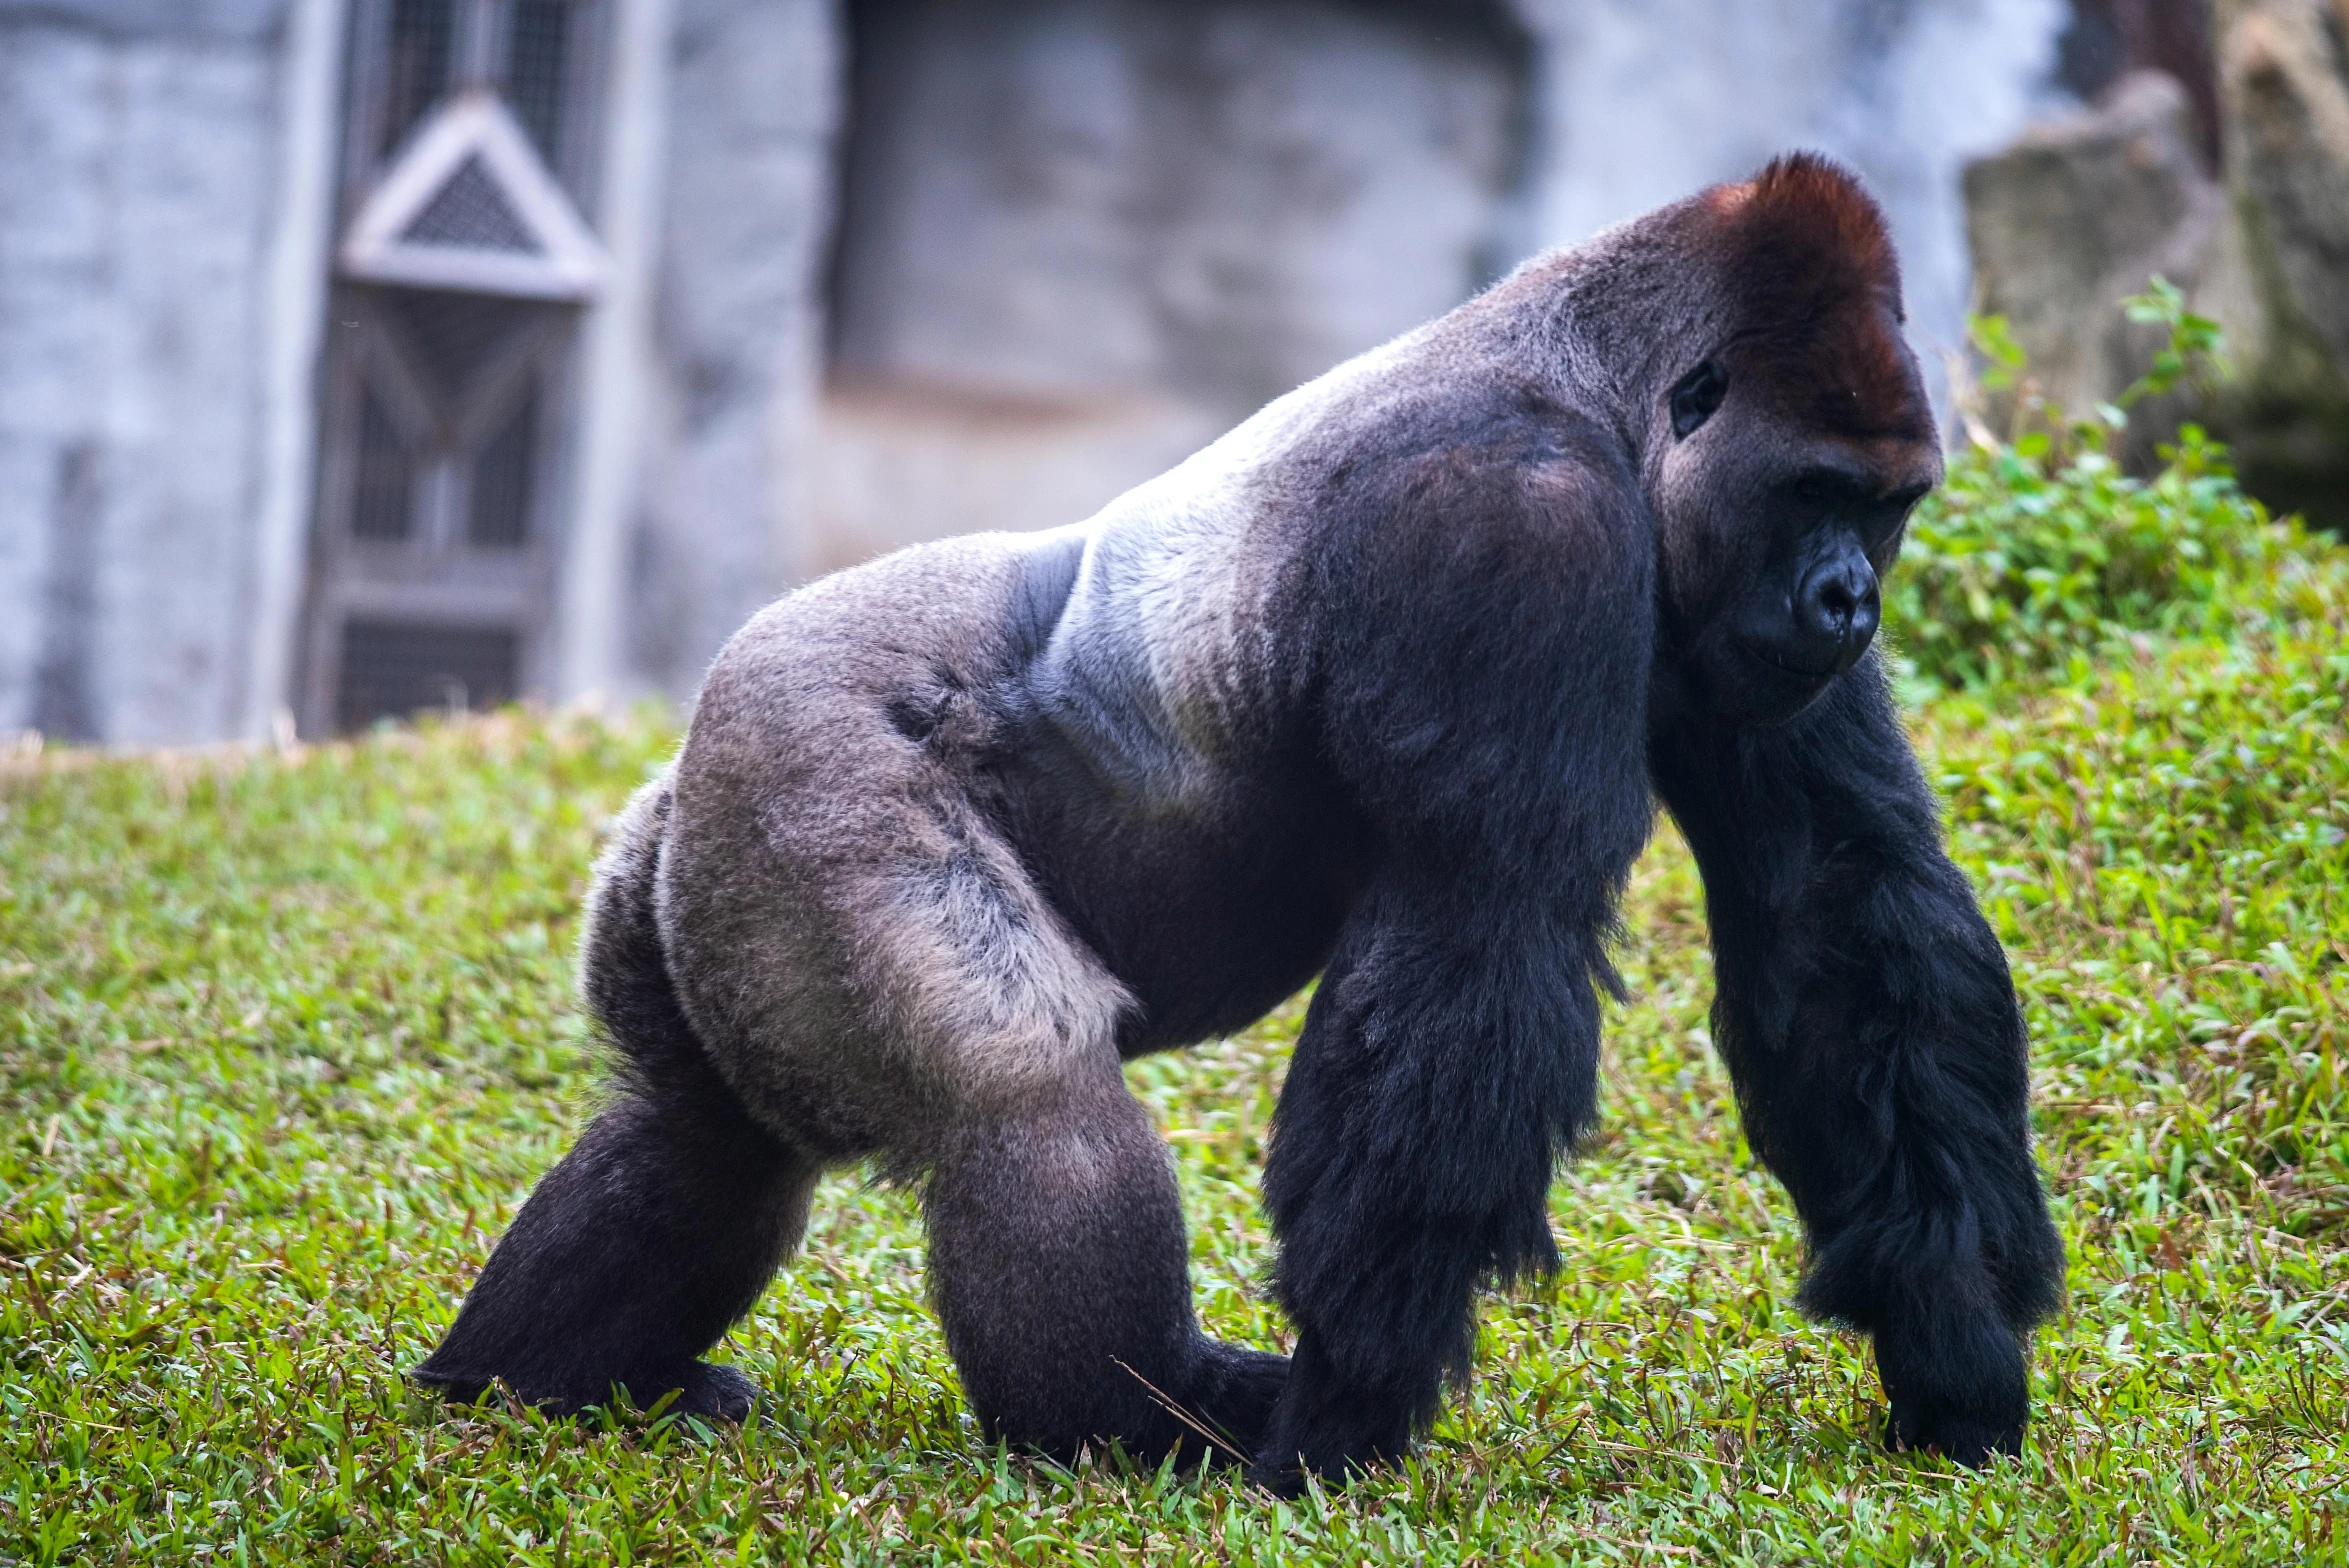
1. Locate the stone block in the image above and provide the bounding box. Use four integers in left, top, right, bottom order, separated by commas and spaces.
1962, 4, 2349, 526
1963, 71, 2222, 449
2208, 0, 2349, 525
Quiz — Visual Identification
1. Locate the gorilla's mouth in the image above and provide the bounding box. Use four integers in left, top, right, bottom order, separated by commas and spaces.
1745, 641, 1843, 682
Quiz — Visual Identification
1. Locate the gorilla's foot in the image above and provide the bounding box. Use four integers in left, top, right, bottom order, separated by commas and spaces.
659, 1360, 763, 1423
1244, 1339, 1418, 1496
1186, 1341, 1288, 1461
1247, 1408, 1411, 1497
413, 1358, 762, 1424
1872, 1314, 2029, 1469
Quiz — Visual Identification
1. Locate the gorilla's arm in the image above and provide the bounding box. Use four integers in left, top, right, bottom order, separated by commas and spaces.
1254, 404, 1657, 1489
1649, 656, 2063, 1466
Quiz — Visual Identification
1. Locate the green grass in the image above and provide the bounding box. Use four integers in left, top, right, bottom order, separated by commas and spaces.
2, 602, 2345, 1562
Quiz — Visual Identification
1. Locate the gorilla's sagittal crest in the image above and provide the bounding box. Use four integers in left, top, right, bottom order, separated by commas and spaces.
418, 153, 2063, 1491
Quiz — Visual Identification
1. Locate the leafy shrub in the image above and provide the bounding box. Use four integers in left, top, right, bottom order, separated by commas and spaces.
1885, 285, 2348, 699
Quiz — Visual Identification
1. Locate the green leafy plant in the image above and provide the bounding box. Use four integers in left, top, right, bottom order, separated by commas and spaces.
1887, 282, 2343, 699
2120, 275, 2230, 408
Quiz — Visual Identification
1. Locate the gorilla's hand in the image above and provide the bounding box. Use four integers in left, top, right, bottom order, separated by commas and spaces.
1874, 1311, 2030, 1469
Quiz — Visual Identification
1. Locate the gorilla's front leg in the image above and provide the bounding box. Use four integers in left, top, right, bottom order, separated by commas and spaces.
924, 1079, 1286, 1467
1253, 879, 1613, 1493
1652, 661, 2064, 1466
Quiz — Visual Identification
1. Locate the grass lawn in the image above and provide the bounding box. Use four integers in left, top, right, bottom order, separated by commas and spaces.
1, 604, 2344, 1563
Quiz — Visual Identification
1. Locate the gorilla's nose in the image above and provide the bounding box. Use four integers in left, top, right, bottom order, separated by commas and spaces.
1793, 548, 1880, 670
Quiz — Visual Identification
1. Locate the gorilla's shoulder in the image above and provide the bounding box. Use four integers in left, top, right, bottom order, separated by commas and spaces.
1298, 364, 1633, 501
1294, 369, 1643, 564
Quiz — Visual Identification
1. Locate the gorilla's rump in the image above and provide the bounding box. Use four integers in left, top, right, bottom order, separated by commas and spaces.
655, 535, 1137, 1159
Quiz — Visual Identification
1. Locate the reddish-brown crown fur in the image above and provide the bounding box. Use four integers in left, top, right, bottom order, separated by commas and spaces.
1708, 153, 1931, 441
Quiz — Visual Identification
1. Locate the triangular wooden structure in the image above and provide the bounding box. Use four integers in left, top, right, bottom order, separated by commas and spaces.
339, 88, 610, 301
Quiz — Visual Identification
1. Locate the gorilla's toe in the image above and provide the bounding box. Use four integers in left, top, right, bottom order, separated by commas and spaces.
668, 1361, 762, 1423
1191, 1342, 1288, 1458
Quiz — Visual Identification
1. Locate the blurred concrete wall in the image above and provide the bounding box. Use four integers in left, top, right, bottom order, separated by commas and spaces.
813, 0, 1530, 573
627, 0, 840, 698
0, 0, 2076, 744
0, 0, 311, 745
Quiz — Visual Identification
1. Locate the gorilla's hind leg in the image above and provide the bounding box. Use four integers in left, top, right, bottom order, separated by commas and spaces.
415, 1074, 819, 1421
925, 1082, 1286, 1467
418, 778, 821, 1420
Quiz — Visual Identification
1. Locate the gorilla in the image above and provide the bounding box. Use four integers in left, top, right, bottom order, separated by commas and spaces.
417, 154, 2063, 1491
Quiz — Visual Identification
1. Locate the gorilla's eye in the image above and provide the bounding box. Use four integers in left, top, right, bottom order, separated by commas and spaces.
1669, 360, 1728, 440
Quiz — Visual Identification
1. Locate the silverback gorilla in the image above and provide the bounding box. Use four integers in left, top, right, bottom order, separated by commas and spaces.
418, 155, 2063, 1490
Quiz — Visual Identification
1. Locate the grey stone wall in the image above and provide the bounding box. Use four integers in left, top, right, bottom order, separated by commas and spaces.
813, 0, 1531, 568
0, 1, 295, 743
831, 0, 1529, 415
628, 0, 843, 695
0, 0, 2090, 740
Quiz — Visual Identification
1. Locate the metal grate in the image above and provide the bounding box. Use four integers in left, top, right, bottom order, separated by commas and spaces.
468, 386, 539, 547
374, 286, 542, 401
337, 620, 520, 729
351, 390, 414, 540
403, 155, 543, 251
311, 0, 610, 736
503, 0, 573, 167
380, 0, 457, 159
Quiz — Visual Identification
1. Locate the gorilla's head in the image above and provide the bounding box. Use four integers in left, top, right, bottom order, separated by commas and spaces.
1640, 156, 1942, 728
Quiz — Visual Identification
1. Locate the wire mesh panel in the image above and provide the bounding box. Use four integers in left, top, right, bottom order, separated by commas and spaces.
401, 156, 544, 251
350, 390, 416, 541
379, 0, 457, 159
336, 619, 520, 729
349, 0, 602, 203
374, 286, 549, 401
304, 0, 607, 734
467, 386, 540, 548
504, 0, 574, 167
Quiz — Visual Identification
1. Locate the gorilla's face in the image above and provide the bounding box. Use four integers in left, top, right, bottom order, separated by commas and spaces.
1649, 337, 1939, 728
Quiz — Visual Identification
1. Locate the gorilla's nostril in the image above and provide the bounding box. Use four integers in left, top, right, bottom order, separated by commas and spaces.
1800, 555, 1876, 643
1802, 579, 1854, 634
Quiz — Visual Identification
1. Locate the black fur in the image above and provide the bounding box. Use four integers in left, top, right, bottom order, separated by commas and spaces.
1247, 393, 1655, 1485
1648, 659, 2063, 1465
414, 790, 820, 1420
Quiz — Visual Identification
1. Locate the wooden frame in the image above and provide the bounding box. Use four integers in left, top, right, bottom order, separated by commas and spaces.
339, 89, 610, 300
300, 0, 616, 734
298, 291, 576, 734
